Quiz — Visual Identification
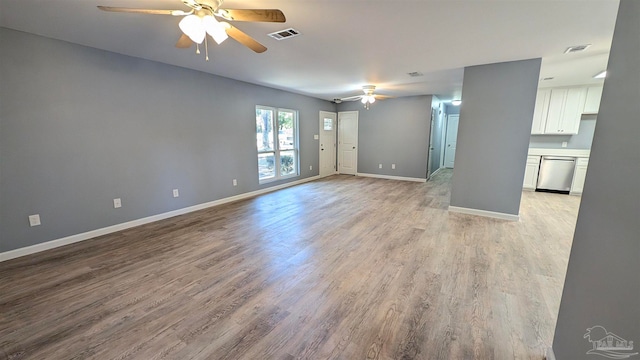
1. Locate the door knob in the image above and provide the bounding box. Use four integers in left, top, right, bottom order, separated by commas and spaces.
321, 149, 324, 151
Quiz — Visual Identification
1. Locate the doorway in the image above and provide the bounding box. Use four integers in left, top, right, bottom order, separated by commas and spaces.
319, 111, 337, 177
338, 111, 358, 175
444, 114, 459, 168
427, 108, 436, 180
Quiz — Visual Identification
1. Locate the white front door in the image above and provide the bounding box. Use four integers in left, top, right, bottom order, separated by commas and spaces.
444, 114, 459, 168
338, 111, 358, 175
319, 111, 337, 177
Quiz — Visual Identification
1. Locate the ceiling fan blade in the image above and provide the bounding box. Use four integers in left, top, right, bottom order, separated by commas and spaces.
176, 34, 192, 48
97, 6, 186, 16
341, 95, 364, 102
219, 9, 286, 22
225, 25, 267, 53
374, 95, 393, 100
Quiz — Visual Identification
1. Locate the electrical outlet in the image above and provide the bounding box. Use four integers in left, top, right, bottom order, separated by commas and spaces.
232, 179, 238, 186
314, 134, 319, 140
561, 141, 568, 148
113, 198, 122, 208
379, 164, 382, 169
173, 189, 179, 198
309, 165, 313, 171
392, 164, 396, 169
28, 214, 41, 227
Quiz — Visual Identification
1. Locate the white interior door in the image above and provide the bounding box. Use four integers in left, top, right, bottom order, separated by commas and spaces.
319, 111, 337, 177
338, 111, 358, 175
444, 114, 459, 168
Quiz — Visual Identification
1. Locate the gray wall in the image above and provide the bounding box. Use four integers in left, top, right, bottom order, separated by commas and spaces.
429, 96, 446, 176
450, 58, 541, 216
337, 95, 432, 179
552, 1, 639, 358
0, 28, 335, 253
529, 114, 597, 149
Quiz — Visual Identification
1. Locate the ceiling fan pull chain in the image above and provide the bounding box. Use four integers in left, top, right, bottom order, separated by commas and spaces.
205, 36, 209, 61
196, 43, 201, 55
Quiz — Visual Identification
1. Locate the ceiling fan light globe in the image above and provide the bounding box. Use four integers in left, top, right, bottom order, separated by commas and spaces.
368, 96, 375, 104
203, 15, 228, 44
179, 15, 206, 44
361, 97, 367, 104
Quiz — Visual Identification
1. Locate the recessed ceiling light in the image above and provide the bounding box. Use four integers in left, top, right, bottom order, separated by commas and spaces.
593, 70, 607, 79
451, 100, 462, 106
564, 44, 591, 54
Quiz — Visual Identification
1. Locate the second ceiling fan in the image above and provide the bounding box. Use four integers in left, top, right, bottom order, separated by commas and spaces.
337, 85, 392, 109
98, 0, 286, 59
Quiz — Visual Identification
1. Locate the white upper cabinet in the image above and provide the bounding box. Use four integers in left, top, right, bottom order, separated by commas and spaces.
531, 86, 587, 135
583, 85, 604, 114
531, 89, 551, 134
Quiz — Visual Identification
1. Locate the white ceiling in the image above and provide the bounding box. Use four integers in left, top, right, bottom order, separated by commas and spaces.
0, 0, 620, 102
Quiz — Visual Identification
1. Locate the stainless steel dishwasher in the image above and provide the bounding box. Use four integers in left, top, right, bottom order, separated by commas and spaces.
536, 156, 576, 193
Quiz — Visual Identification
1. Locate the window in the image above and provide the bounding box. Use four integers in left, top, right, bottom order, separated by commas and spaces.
256, 106, 299, 183
323, 118, 333, 131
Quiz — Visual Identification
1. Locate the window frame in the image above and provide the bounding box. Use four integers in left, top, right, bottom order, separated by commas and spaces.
256, 105, 300, 184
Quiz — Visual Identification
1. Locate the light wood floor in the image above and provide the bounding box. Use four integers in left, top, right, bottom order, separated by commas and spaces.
0, 170, 581, 360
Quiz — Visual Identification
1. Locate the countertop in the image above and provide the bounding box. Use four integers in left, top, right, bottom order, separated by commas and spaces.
528, 148, 590, 157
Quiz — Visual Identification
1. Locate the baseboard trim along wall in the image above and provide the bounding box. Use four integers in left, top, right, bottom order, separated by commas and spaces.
546, 347, 556, 360
430, 167, 443, 178
0, 175, 321, 262
448, 205, 520, 221
356, 173, 427, 183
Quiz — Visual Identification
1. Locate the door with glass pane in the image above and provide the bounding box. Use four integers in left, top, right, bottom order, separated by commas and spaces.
319, 111, 337, 177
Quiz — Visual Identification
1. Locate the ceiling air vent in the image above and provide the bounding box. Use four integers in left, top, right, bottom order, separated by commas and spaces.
564, 44, 591, 54
268, 28, 301, 40
407, 72, 424, 77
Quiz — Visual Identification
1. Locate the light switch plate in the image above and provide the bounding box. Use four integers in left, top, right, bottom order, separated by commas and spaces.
28, 214, 41, 227
379, 164, 383, 169
233, 179, 238, 186
173, 189, 179, 198
561, 141, 568, 148
392, 164, 396, 169
314, 135, 319, 140
113, 198, 122, 208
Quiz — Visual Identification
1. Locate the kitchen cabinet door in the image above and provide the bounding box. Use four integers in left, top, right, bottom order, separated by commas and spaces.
583, 85, 604, 114
560, 87, 587, 134
544, 89, 567, 134
571, 158, 589, 194
523, 156, 541, 190
531, 89, 551, 134
544, 87, 586, 135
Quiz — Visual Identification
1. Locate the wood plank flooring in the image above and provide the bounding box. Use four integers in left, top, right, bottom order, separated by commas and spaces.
0, 170, 581, 359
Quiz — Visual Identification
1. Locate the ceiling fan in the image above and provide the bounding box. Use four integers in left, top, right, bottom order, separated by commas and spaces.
335, 85, 392, 109
97, 0, 285, 60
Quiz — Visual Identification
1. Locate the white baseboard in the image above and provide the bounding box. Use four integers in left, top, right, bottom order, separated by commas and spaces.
448, 206, 520, 221
430, 167, 443, 178
546, 347, 556, 360
356, 173, 426, 183
0, 176, 321, 262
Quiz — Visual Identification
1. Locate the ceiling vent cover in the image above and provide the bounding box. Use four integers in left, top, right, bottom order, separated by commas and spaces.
268, 28, 301, 40
564, 44, 591, 54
